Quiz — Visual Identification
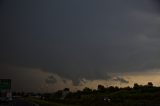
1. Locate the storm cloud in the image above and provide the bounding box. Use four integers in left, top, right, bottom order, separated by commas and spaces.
112, 77, 129, 84
45, 75, 57, 84
1, 0, 160, 87
0, 64, 130, 92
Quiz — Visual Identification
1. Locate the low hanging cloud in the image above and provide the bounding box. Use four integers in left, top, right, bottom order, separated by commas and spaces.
0, 64, 66, 92
0, 64, 131, 92
2, 64, 160, 92
112, 77, 129, 84
45, 75, 57, 84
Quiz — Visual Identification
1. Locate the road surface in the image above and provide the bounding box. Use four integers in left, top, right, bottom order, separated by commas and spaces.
0, 98, 38, 106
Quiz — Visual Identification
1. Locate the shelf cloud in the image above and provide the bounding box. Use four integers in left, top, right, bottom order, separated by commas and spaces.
1, 0, 160, 91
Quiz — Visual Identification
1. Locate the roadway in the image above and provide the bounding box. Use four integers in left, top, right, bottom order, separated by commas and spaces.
0, 98, 38, 106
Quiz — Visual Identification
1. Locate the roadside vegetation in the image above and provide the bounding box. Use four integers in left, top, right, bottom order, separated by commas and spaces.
26, 97, 80, 106
15, 82, 160, 106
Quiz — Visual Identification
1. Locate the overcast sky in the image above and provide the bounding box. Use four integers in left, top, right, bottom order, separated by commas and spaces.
1, 0, 160, 92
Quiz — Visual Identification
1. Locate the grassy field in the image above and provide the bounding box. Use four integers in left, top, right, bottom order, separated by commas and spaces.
26, 97, 82, 106
25, 94, 160, 106
24, 84, 160, 106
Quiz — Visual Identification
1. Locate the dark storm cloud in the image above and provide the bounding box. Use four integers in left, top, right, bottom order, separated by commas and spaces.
0, 0, 4, 6
153, 0, 160, 11
1, 0, 160, 83
0, 64, 47, 92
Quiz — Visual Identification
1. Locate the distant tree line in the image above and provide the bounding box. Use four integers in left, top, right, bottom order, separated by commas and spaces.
13, 82, 160, 106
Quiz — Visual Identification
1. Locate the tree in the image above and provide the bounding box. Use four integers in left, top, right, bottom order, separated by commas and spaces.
133, 83, 140, 89
83, 87, 92, 94
123, 86, 131, 91
97, 84, 105, 92
147, 82, 153, 87
108, 86, 116, 92
54, 90, 63, 98
64, 88, 70, 92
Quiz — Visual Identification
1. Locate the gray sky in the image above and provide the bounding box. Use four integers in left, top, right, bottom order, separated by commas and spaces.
1, 0, 160, 91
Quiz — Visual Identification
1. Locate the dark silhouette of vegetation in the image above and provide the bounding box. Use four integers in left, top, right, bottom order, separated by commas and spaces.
14, 82, 160, 106
147, 82, 153, 87
98, 84, 105, 90
82, 87, 92, 94
63, 88, 70, 92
